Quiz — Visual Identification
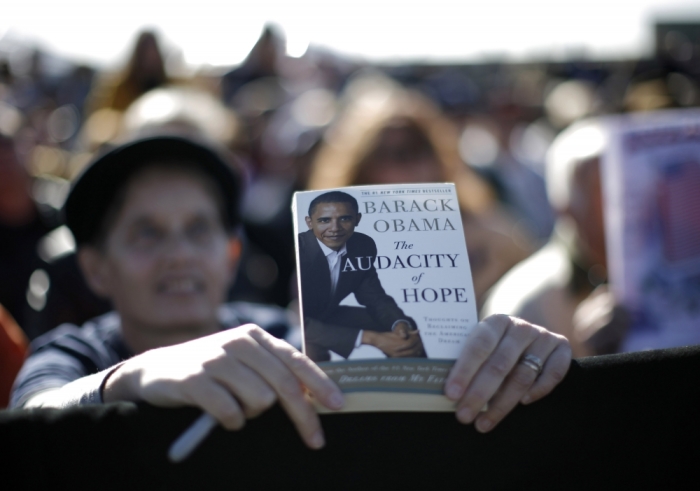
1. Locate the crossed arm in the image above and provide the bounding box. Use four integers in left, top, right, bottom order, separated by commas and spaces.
25, 315, 571, 449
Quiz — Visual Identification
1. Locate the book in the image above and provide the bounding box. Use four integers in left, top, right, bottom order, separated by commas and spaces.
601, 109, 700, 352
292, 183, 477, 412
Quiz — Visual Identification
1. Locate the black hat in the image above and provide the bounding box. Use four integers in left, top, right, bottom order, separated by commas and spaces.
64, 135, 244, 246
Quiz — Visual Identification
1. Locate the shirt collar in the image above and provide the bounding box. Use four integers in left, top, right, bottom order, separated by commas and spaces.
316, 238, 347, 257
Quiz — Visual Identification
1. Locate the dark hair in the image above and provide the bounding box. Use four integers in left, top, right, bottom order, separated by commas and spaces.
308, 191, 359, 217
64, 136, 245, 246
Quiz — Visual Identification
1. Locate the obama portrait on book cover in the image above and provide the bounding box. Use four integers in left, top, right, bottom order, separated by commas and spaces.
298, 191, 426, 362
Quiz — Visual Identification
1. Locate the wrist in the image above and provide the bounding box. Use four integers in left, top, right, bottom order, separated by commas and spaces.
361, 330, 376, 346
102, 361, 136, 403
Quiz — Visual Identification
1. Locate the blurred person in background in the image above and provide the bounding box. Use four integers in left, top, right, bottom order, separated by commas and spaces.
0, 46, 113, 338
306, 74, 535, 306
0, 103, 34, 407
3, 49, 55, 114
221, 27, 352, 309
481, 120, 625, 357
0, 45, 95, 182
86, 31, 171, 114
464, 111, 555, 244
0, 128, 61, 333
221, 25, 284, 108
55, 65, 96, 115
79, 30, 178, 152
0, 107, 109, 340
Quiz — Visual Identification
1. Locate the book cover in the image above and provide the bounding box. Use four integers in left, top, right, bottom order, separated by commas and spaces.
602, 109, 700, 352
292, 183, 477, 412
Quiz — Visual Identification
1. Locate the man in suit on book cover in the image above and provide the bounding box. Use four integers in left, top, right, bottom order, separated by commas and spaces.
299, 191, 426, 362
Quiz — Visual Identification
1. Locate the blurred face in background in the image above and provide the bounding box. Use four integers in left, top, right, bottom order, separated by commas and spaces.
354, 120, 444, 185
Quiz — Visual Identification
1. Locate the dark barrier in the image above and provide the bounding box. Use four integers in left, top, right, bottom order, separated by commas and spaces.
2, 346, 699, 489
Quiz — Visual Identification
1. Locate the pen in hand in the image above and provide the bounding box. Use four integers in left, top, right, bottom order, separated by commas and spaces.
168, 412, 218, 463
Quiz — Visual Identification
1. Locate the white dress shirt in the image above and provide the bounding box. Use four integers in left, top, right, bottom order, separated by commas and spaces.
316, 239, 347, 296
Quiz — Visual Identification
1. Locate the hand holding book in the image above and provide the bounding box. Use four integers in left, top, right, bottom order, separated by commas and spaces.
100, 324, 344, 452
292, 185, 572, 416
168, 313, 571, 461
445, 314, 571, 432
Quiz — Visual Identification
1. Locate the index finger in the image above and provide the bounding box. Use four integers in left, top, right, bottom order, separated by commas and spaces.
232, 327, 342, 450
247, 327, 344, 410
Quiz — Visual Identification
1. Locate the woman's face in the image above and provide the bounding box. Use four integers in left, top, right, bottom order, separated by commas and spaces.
354, 124, 445, 185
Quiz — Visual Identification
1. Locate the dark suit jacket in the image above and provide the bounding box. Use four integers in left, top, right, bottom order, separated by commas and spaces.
298, 229, 413, 359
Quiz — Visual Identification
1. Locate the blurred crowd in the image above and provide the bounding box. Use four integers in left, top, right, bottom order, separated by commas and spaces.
2, 22, 700, 406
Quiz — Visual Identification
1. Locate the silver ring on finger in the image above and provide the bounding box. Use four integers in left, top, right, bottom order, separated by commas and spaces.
520, 354, 544, 376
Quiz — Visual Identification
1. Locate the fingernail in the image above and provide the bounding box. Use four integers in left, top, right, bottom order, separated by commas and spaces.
329, 392, 344, 409
309, 430, 325, 449
476, 418, 492, 433
521, 394, 531, 404
457, 407, 475, 424
446, 383, 462, 400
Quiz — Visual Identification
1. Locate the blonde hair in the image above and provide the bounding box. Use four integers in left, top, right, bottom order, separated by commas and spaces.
307, 74, 495, 216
